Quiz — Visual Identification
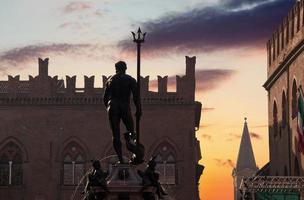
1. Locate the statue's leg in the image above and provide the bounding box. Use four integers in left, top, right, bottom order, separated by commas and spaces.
108, 106, 123, 163
121, 106, 134, 133
122, 107, 137, 153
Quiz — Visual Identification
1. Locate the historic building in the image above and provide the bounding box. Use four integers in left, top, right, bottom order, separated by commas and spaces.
232, 118, 258, 200
0, 56, 203, 200
263, 0, 304, 176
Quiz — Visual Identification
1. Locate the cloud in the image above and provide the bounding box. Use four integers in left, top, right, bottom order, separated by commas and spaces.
199, 123, 212, 128
58, 22, 90, 30
63, 2, 92, 13
214, 158, 235, 168
201, 134, 213, 141
149, 69, 236, 92
94, 9, 103, 17
250, 132, 262, 140
226, 133, 241, 141
224, 0, 269, 8
196, 69, 236, 91
0, 43, 123, 74
119, 0, 294, 55
251, 124, 268, 128
0, 43, 97, 66
202, 107, 215, 112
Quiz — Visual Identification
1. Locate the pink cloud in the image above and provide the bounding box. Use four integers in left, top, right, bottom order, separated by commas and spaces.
63, 2, 92, 13
149, 69, 236, 93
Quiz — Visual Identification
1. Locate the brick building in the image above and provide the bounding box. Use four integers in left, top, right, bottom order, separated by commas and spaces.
0, 56, 202, 200
264, 0, 304, 177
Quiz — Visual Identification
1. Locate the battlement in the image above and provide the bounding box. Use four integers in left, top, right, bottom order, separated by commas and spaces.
0, 57, 197, 105
267, 0, 304, 77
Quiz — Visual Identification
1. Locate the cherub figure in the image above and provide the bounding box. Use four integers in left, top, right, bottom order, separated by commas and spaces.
138, 156, 168, 200
83, 160, 109, 200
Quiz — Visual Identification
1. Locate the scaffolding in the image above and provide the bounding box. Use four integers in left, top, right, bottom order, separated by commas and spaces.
240, 176, 304, 199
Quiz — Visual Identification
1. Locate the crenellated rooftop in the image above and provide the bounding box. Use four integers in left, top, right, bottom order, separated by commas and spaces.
267, 0, 304, 78
0, 56, 197, 105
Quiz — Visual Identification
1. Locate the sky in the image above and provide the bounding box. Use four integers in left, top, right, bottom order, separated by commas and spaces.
0, 0, 297, 199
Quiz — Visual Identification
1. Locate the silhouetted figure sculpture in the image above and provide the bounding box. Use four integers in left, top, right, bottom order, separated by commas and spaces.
138, 156, 168, 200
83, 160, 109, 200
103, 61, 142, 164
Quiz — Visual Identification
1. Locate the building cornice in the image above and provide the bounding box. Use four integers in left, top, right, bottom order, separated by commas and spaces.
263, 39, 304, 90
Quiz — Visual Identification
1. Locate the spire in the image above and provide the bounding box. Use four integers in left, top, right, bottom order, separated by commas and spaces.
236, 118, 257, 172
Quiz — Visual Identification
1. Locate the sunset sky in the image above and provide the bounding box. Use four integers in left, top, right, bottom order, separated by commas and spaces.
0, 0, 297, 199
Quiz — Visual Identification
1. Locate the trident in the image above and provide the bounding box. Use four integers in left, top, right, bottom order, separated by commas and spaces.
132, 28, 146, 148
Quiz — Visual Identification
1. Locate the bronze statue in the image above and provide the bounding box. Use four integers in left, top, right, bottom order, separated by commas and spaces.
103, 61, 143, 164
83, 160, 109, 200
138, 156, 168, 200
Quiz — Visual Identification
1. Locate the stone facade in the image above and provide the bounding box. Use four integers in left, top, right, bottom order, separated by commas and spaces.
264, 0, 304, 176
0, 56, 202, 200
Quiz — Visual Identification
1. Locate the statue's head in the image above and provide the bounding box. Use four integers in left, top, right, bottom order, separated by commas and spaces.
115, 61, 127, 73
91, 159, 101, 169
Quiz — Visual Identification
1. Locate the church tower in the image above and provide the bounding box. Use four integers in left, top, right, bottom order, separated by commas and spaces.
232, 118, 258, 200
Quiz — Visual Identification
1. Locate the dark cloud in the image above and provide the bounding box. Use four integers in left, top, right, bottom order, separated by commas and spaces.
196, 69, 236, 91
0, 43, 96, 66
0, 43, 114, 73
149, 69, 236, 92
250, 132, 262, 140
119, 0, 294, 55
63, 2, 92, 13
214, 159, 235, 168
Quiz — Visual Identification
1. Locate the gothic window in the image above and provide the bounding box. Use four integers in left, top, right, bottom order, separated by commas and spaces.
153, 143, 177, 185
282, 91, 287, 128
62, 142, 85, 185
292, 79, 298, 119
0, 142, 23, 186
273, 101, 278, 138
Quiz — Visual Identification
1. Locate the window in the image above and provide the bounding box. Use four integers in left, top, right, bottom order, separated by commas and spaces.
273, 101, 279, 137
153, 142, 177, 185
292, 80, 298, 119
282, 91, 287, 128
62, 142, 85, 185
0, 142, 23, 186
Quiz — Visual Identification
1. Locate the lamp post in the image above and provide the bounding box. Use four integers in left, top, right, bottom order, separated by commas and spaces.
132, 28, 146, 146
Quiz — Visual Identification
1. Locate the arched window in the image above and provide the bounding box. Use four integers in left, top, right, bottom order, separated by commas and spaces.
282, 91, 287, 128
273, 101, 279, 137
153, 142, 177, 185
292, 79, 298, 119
62, 142, 85, 185
0, 142, 23, 186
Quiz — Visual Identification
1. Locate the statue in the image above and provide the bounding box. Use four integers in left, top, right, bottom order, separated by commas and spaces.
138, 156, 168, 200
103, 61, 144, 165
83, 160, 109, 200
